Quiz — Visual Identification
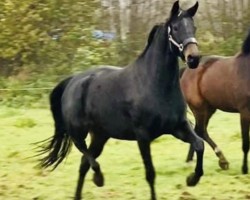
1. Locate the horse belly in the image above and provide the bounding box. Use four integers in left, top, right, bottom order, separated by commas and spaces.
136, 100, 186, 137
209, 99, 238, 112
87, 97, 138, 140
90, 116, 137, 140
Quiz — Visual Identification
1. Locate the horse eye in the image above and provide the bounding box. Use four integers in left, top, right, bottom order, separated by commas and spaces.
173, 26, 178, 32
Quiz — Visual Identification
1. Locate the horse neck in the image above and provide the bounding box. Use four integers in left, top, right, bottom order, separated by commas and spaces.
135, 33, 179, 90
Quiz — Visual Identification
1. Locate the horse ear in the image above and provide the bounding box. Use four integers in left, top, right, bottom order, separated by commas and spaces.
170, 1, 179, 17
187, 1, 199, 17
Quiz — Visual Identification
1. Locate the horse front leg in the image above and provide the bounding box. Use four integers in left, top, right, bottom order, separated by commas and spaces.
174, 120, 204, 186
136, 129, 156, 200
240, 115, 250, 174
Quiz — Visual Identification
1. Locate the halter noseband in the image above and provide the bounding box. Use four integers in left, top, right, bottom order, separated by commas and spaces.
168, 26, 198, 53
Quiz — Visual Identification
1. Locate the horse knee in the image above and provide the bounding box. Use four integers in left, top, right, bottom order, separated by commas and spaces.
193, 137, 204, 152
79, 158, 90, 174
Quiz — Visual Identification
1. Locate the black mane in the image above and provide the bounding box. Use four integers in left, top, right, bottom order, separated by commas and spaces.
139, 24, 162, 58
242, 29, 250, 55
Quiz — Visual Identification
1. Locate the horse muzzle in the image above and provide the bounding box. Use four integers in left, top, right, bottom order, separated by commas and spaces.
186, 54, 200, 69
184, 43, 200, 69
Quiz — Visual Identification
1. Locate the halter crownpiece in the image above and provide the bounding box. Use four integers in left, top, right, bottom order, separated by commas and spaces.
168, 26, 198, 52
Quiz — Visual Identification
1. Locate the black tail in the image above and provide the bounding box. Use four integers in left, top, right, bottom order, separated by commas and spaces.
37, 76, 73, 170
179, 67, 186, 78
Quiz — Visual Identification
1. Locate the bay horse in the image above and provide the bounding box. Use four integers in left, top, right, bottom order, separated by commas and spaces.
38, 1, 203, 200
180, 28, 250, 174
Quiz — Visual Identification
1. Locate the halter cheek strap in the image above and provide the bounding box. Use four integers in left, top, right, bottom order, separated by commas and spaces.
168, 26, 198, 53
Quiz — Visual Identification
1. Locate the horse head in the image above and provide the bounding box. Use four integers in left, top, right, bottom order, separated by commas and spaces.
167, 1, 200, 69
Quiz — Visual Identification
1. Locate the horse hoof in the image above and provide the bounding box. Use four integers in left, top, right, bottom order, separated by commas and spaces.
219, 160, 229, 170
186, 172, 201, 187
74, 196, 81, 200
93, 171, 104, 187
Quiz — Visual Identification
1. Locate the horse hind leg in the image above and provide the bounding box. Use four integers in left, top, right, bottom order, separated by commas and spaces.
203, 108, 229, 170
74, 155, 90, 200
240, 115, 250, 174
204, 131, 229, 170
68, 124, 105, 184
187, 108, 229, 170
88, 134, 108, 187
74, 133, 108, 200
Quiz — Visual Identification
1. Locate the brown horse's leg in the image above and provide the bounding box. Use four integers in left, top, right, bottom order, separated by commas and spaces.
203, 133, 229, 170
187, 108, 229, 170
186, 124, 203, 163
186, 144, 195, 163
203, 109, 229, 170
240, 115, 250, 174
186, 107, 207, 163
74, 134, 108, 200
186, 110, 207, 163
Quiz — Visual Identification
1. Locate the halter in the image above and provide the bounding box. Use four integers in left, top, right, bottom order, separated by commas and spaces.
168, 26, 198, 53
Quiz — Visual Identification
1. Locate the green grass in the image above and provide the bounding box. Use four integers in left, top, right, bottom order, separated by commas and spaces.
0, 106, 250, 200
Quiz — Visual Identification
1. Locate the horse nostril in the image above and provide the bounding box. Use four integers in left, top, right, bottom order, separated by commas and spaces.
187, 55, 200, 69
187, 55, 199, 63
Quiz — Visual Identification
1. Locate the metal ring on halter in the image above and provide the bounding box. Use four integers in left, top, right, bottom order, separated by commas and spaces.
179, 44, 183, 52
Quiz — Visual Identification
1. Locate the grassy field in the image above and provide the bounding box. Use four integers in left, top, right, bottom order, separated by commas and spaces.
0, 106, 250, 200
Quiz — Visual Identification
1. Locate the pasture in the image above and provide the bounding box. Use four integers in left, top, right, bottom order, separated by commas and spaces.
1, 106, 250, 200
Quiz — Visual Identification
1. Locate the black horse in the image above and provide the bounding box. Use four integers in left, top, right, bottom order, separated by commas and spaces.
38, 1, 203, 200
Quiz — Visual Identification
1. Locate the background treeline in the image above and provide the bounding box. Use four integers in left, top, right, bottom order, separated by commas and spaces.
0, 0, 250, 107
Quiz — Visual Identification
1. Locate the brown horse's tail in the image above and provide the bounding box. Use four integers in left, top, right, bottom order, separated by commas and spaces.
37, 77, 73, 170
179, 67, 186, 78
